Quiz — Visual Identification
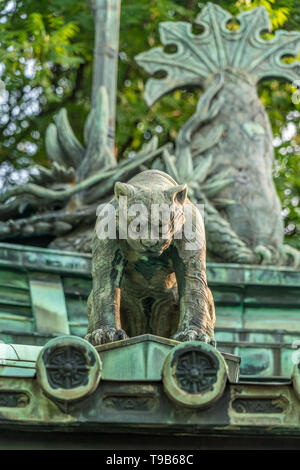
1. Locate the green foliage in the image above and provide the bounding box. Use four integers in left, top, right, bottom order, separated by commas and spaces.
0, 0, 93, 168
0, 0, 299, 246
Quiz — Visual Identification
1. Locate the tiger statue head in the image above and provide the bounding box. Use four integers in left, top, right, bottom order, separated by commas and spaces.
114, 171, 188, 255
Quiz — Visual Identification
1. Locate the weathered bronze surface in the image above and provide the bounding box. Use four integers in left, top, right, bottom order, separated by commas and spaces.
174, 348, 219, 393
136, 3, 300, 266
0, 2, 300, 446
36, 335, 102, 404
162, 341, 228, 408
86, 170, 216, 346
0, 334, 299, 442
0, 242, 299, 377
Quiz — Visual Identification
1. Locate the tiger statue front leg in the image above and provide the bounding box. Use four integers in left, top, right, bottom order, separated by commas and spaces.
85, 235, 128, 346
170, 212, 216, 347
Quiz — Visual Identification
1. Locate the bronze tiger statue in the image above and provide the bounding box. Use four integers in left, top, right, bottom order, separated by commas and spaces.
85, 170, 215, 346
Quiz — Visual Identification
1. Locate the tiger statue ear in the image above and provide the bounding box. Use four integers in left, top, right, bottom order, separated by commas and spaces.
166, 184, 188, 205
114, 182, 135, 200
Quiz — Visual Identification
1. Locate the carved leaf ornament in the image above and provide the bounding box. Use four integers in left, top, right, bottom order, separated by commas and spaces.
136, 3, 300, 106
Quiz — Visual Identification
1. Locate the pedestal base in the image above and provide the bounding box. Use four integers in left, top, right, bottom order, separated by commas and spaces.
95, 334, 240, 383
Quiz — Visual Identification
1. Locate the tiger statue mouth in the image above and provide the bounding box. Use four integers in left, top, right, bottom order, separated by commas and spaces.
136, 237, 173, 255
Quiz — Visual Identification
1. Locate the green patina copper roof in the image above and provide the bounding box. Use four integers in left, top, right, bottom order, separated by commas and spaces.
0, 242, 300, 378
